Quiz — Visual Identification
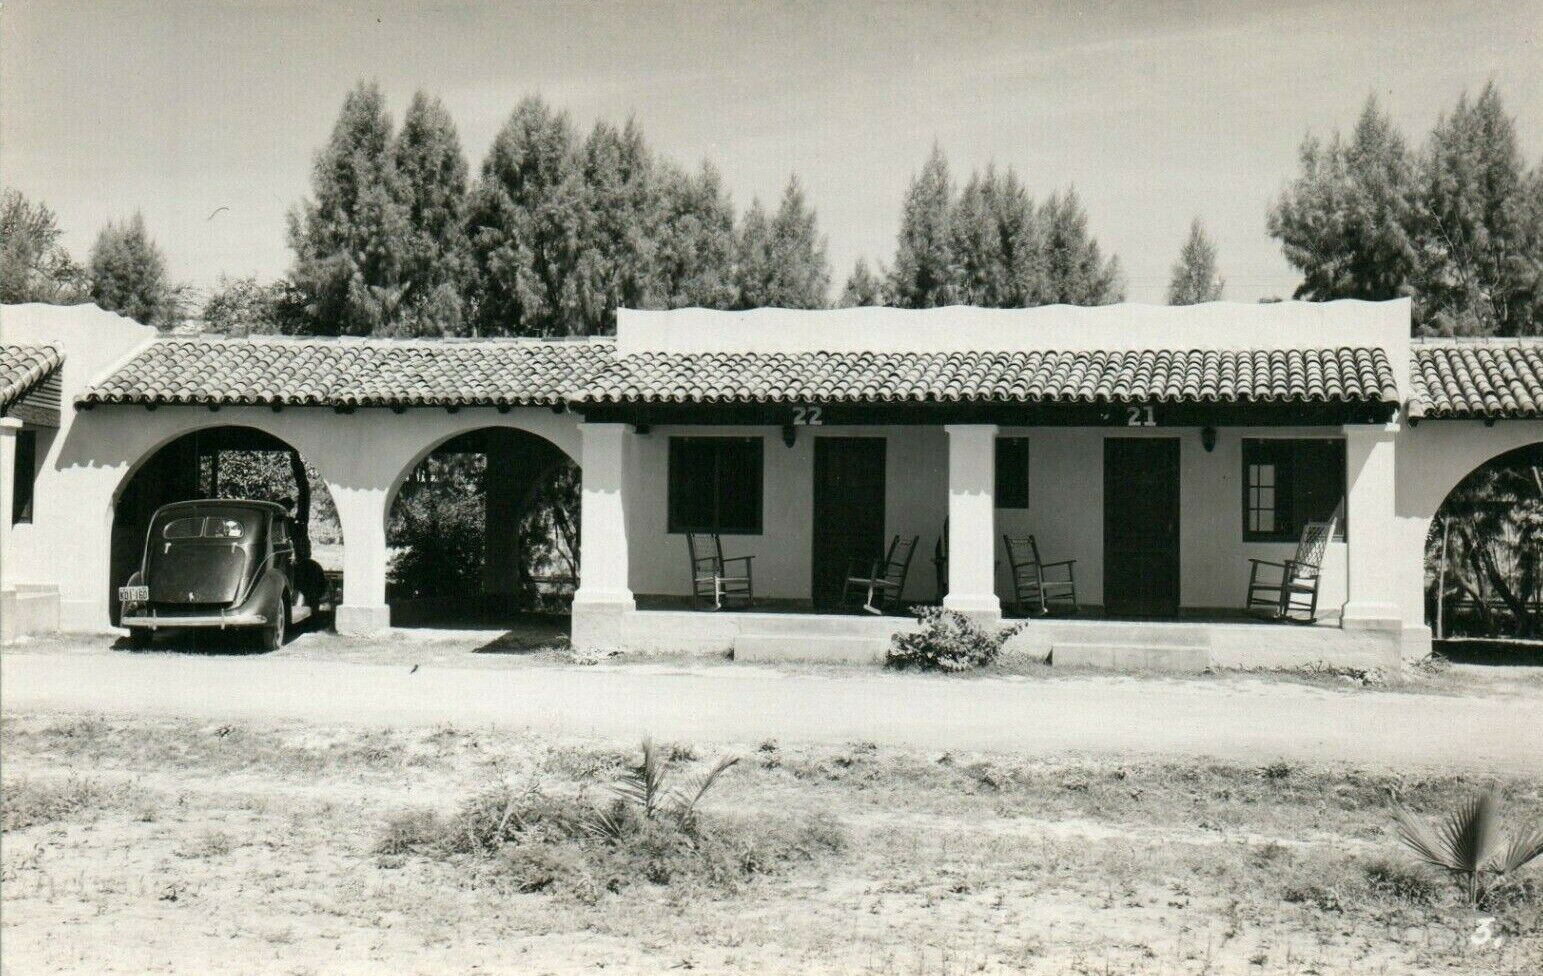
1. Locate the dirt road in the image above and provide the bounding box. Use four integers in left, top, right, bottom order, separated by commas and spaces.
5, 648, 1539, 772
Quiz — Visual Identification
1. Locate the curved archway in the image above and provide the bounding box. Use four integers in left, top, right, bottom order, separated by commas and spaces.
109, 425, 344, 628
385, 425, 578, 628
1425, 441, 1543, 642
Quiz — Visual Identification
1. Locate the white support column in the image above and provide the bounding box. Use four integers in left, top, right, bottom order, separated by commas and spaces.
0, 418, 19, 598
572, 422, 635, 611
942, 423, 1001, 618
333, 486, 391, 636
1341, 423, 1401, 630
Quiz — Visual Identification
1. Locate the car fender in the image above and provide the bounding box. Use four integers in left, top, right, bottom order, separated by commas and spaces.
234, 564, 288, 623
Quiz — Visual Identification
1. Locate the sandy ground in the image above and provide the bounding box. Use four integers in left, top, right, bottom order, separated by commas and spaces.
4, 712, 1540, 976
4, 641, 1542, 773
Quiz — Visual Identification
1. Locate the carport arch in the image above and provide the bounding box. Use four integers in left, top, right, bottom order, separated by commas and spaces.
383, 423, 579, 626
107, 423, 344, 625
1422, 439, 1543, 637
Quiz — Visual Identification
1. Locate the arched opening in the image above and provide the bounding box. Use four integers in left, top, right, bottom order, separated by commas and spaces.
1426, 441, 1543, 655
110, 425, 344, 631
386, 426, 578, 631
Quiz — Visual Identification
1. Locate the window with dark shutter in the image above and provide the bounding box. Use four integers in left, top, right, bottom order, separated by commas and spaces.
995, 437, 1029, 509
667, 437, 763, 534
11, 428, 37, 524
1241, 438, 1346, 542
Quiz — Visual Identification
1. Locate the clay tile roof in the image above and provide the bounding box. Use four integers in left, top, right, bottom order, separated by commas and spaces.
77, 335, 615, 408
575, 347, 1400, 405
1, 343, 64, 414
1408, 338, 1543, 419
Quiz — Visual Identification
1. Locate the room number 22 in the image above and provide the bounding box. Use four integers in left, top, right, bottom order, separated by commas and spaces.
792, 406, 824, 426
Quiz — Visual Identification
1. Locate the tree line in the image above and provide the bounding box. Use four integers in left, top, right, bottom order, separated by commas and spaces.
4, 81, 1539, 335
1269, 84, 1543, 336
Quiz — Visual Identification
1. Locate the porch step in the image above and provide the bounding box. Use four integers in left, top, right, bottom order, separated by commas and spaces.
730, 613, 919, 637
1050, 643, 1210, 672
734, 634, 889, 665
1013, 620, 1211, 647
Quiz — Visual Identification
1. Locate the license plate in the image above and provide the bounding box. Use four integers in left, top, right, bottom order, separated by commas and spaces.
118, 585, 149, 602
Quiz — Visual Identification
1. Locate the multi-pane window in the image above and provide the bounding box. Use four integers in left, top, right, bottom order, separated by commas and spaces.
667, 437, 764, 534
1242, 439, 1347, 542
995, 437, 1029, 509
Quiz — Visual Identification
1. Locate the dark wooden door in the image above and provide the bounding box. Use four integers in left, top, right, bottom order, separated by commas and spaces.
812, 438, 887, 608
1103, 438, 1180, 617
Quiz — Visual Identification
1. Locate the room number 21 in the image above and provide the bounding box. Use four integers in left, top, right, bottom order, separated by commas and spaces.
1125, 405, 1157, 427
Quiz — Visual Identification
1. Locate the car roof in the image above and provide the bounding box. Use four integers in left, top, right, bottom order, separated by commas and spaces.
152, 499, 289, 518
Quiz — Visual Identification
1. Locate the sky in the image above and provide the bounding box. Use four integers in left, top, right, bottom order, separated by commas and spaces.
3, 0, 1541, 305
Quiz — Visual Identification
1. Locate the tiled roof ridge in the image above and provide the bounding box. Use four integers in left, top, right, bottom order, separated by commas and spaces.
157, 332, 614, 348
1, 343, 65, 413
1411, 336, 1543, 346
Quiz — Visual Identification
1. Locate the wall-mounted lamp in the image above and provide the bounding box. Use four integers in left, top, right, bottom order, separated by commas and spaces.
782, 424, 797, 448
1201, 426, 1217, 453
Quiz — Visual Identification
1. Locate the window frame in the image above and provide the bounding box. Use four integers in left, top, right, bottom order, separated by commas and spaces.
1241, 438, 1347, 543
994, 436, 1030, 510
666, 436, 764, 535
11, 427, 37, 525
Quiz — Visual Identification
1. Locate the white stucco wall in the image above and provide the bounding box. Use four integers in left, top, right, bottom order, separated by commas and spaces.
4, 301, 586, 633
618, 423, 1354, 614
624, 425, 949, 604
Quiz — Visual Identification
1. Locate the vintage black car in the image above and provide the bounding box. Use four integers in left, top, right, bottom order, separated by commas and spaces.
118, 499, 332, 649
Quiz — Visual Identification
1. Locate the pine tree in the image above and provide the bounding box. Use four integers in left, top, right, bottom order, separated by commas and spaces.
572, 118, 661, 331
839, 258, 889, 306
88, 212, 176, 326
1167, 218, 1224, 304
733, 198, 775, 309
1, 188, 88, 304
951, 166, 1045, 306
654, 161, 739, 309
890, 144, 959, 307
1416, 83, 1536, 335
467, 96, 586, 336
392, 90, 472, 336
733, 178, 830, 309
766, 177, 830, 308
1041, 187, 1123, 305
286, 82, 410, 335
1267, 96, 1419, 307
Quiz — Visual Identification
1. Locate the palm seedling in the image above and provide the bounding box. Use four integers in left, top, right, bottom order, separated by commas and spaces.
585, 738, 741, 841
1393, 791, 1543, 905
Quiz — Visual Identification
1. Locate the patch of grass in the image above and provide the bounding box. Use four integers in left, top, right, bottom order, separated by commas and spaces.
380, 779, 844, 900
1, 776, 145, 832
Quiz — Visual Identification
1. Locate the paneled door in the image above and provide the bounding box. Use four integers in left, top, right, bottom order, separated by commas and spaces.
1103, 438, 1181, 617
811, 438, 887, 609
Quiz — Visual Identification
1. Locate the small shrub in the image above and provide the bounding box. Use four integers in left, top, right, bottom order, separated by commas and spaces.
1283, 882, 1345, 913
1363, 858, 1442, 906
887, 607, 1016, 672
1260, 761, 1294, 781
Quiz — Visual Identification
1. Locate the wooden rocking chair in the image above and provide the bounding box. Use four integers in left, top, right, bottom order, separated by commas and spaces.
1003, 535, 1078, 616
687, 532, 754, 610
1245, 518, 1336, 623
844, 535, 919, 614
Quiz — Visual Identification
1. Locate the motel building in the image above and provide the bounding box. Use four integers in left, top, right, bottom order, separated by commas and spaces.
3, 299, 1541, 670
